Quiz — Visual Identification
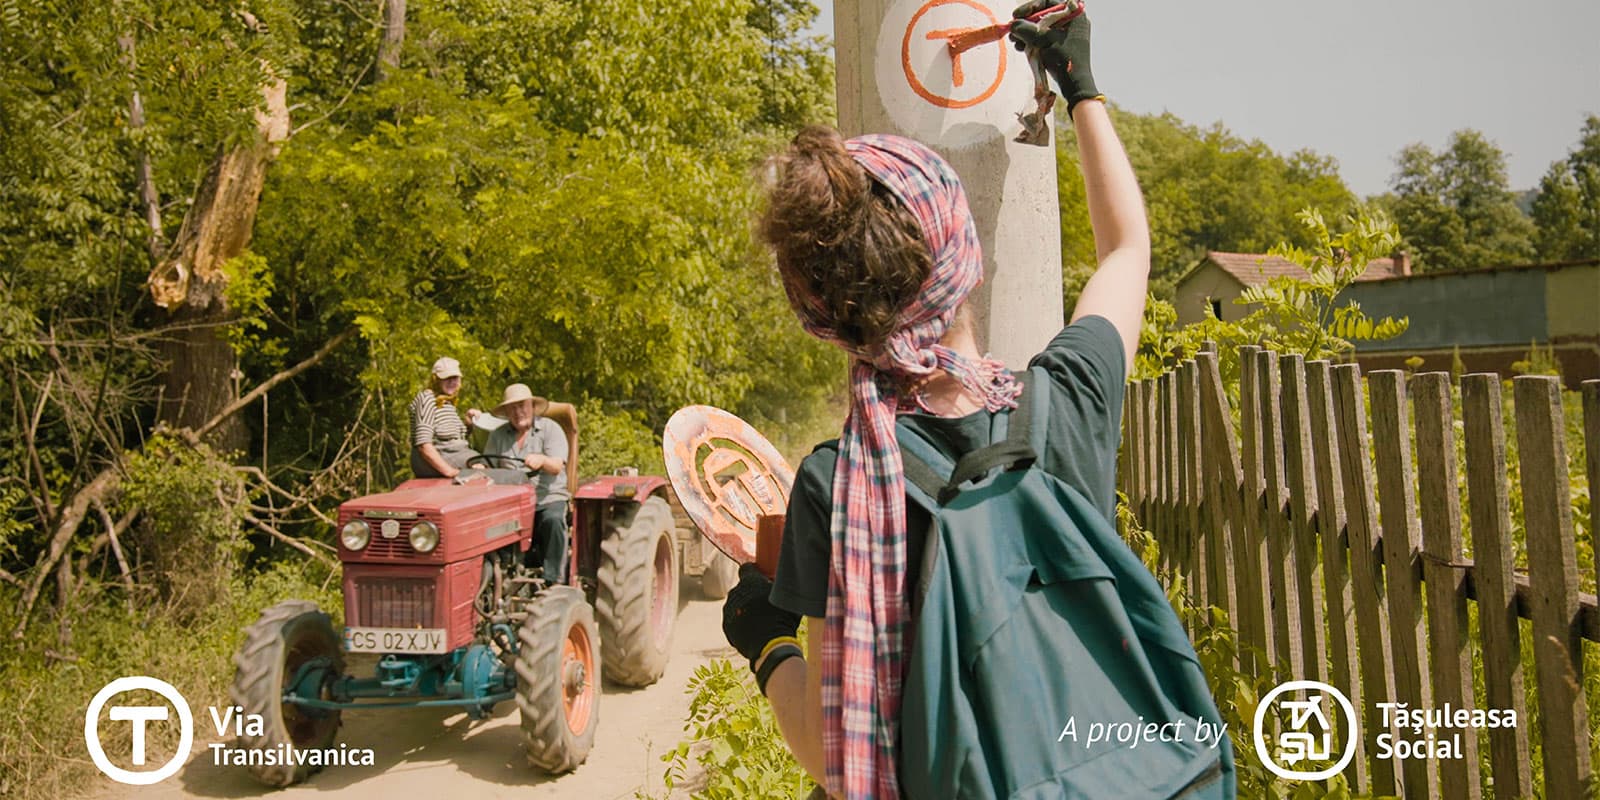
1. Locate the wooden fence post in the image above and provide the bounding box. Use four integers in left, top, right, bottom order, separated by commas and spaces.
1512, 376, 1592, 798
1583, 380, 1599, 600
1238, 345, 1275, 669
1410, 372, 1480, 800
1256, 350, 1303, 675
1280, 354, 1327, 684
1181, 360, 1206, 618
1332, 364, 1399, 796
1306, 360, 1368, 793
1199, 351, 1262, 673
1367, 369, 1437, 798
1459, 374, 1532, 799
1158, 374, 1173, 575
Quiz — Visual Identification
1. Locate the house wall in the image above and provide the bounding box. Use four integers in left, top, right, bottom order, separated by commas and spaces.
1173, 263, 1248, 325
1342, 268, 1549, 352
1546, 262, 1600, 339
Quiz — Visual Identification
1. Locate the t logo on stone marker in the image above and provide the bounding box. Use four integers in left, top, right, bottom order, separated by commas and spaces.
901, 0, 1008, 109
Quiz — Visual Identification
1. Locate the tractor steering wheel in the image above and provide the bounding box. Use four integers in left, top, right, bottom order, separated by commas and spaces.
466, 453, 527, 471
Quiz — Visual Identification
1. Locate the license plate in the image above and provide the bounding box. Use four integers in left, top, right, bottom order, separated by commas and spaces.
343, 626, 448, 654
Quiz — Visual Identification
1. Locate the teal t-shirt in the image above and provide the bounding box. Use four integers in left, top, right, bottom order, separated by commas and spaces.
770, 315, 1127, 619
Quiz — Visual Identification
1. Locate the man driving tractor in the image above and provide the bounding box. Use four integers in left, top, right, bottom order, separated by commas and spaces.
485, 383, 570, 580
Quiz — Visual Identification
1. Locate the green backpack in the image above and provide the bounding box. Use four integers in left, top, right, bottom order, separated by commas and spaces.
895, 366, 1235, 799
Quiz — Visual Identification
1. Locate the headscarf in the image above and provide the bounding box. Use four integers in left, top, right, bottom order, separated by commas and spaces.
784, 134, 1022, 799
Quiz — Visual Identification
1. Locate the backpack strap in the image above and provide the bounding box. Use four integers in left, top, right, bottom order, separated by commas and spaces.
898, 369, 1046, 506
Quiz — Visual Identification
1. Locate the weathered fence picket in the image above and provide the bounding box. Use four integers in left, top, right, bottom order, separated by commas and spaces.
1366, 370, 1437, 798
1512, 376, 1592, 799
1305, 361, 1368, 794
1410, 372, 1480, 800
1279, 354, 1326, 685
1122, 350, 1599, 798
1459, 374, 1533, 799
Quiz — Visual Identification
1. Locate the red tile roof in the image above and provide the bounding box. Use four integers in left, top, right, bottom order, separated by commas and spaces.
1204, 251, 1402, 286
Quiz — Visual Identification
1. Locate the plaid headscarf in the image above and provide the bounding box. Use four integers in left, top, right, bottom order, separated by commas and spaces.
784, 134, 1022, 799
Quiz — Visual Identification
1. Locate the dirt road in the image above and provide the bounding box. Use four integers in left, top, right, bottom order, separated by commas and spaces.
95, 578, 735, 800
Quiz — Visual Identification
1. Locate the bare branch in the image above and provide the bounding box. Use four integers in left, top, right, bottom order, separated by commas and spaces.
119, 34, 166, 261
93, 500, 136, 611
11, 467, 121, 639
242, 513, 334, 566
187, 328, 356, 443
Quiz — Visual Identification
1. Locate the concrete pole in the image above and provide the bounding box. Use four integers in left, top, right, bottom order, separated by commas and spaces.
835, 0, 1064, 367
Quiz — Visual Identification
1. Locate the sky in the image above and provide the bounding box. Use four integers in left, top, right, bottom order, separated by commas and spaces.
808, 0, 1600, 197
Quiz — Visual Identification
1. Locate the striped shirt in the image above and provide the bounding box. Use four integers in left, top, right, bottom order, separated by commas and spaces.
409, 389, 468, 447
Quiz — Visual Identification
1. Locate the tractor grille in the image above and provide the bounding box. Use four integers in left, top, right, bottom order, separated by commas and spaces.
351, 576, 435, 628
364, 520, 418, 558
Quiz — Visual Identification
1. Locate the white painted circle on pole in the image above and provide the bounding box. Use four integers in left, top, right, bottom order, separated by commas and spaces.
874, 0, 1034, 149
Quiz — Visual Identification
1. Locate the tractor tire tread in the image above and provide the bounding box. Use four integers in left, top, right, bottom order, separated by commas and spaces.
516, 586, 598, 774
596, 495, 676, 687
229, 599, 341, 788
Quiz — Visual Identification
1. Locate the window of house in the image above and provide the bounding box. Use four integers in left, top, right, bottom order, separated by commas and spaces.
1210, 299, 1223, 320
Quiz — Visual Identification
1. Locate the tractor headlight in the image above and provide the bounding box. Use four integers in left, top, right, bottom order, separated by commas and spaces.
409, 520, 440, 553
341, 520, 371, 551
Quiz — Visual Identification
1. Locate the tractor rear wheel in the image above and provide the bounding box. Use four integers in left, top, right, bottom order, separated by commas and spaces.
230, 600, 344, 787
516, 586, 599, 774
597, 494, 677, 687
700, 545, 738, 600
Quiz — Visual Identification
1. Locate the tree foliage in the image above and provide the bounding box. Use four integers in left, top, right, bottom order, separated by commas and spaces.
1531, 114, 1600, 262
1054, 106, 1358, 306
0, 0, 839, 641
1381, 129, 1535, 271
1135, 207, 1408, 383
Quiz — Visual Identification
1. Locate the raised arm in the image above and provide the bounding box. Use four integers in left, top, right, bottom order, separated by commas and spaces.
1011, 4, 1149, 375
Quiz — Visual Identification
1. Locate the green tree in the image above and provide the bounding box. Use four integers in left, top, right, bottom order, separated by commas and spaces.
1384, 129, 1535, 271
1531, 114, 1600, 261
1054, 106, 1357, 307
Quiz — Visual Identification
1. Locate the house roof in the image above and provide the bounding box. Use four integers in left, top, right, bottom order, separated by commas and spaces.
1197, 251, 1403, 288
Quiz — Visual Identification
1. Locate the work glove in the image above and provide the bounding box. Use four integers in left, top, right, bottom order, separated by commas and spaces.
721, 563, 801, 670
1009, 0, 1103, 114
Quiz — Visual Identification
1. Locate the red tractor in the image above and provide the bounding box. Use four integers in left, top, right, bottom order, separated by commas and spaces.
229, 403, 680, 786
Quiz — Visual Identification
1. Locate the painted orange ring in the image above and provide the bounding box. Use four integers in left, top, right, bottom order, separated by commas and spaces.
901, 0, 1007, 110
562, 619, 595, 736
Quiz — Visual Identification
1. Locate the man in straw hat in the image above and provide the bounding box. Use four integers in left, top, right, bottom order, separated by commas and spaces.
486, 383, 570, 580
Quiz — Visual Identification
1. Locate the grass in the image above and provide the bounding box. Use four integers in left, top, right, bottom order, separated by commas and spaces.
0, 555, 341, 800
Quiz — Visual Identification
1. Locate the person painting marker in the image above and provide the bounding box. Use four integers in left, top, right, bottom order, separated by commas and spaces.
721, 5, 1233, 799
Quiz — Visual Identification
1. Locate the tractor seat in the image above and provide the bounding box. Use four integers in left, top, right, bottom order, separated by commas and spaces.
542, 401, 579, 499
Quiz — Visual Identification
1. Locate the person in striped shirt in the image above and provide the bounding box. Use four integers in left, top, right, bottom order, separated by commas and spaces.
409, 356, 482, 478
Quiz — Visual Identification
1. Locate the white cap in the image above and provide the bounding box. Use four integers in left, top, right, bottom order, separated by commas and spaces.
431, 357, 462, 379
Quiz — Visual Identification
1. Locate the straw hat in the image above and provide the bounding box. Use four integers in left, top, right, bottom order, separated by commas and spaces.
431, 357, 463, 379
494, 383, 550, 417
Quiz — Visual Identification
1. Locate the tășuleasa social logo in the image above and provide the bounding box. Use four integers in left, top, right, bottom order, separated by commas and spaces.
1252, 679, 1519, 782
84, 675, 374, 785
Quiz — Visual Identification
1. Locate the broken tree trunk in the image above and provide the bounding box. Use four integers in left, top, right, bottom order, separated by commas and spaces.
148, 72, 289, 452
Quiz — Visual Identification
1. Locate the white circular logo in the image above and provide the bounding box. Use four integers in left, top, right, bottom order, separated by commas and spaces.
1252, 680, 1359, 781
85, 676, 194, 785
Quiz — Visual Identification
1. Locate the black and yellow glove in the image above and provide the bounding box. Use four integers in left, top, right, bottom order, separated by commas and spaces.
721, 563, 802, 694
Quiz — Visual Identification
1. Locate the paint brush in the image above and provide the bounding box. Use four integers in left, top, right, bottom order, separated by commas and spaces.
945, 1, 1084, 58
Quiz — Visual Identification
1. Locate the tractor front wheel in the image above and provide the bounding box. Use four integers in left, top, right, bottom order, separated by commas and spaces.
229, 600, 344, 787
516, 586, 600, 774
597, 494, 678, 687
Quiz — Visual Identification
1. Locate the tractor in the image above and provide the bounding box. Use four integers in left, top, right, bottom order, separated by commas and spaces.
229, 402, 681, 786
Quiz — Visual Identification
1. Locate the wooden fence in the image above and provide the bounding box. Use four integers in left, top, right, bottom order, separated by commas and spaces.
1121, 345, 1599, 799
